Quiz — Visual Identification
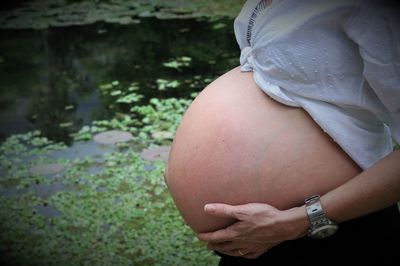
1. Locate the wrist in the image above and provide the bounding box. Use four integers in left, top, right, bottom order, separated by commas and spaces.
284, 206, 310, 239
304, 194, 338, 239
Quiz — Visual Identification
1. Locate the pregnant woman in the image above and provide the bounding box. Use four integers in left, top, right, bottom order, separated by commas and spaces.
165, 0, 400, 265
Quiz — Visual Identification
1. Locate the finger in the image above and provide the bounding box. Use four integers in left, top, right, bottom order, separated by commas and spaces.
197, 227, 238, 242
215, 249, 241, 257
204, 203, 250, 220
214, 247, 248, 258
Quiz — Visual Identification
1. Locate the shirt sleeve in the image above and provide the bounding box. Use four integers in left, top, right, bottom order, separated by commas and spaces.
343, 0, 400, 143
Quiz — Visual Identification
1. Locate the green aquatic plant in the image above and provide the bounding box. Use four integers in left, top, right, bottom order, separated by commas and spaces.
116, 93, 144, 103
0, 3, 241, 263
163, 56, 192, 70
0, 0, 243, 29
59, 122, 74, 128
0, 130, 66, 157
0, 62, 208, 265
64, 105, 74, 111
130, 97, 192, 144
212, 22, 227, 30
74, 77, 192, 145
156, 79, 181, 91
110, 90, 123, 96
0, 130, 217, 266
0, 78, 204, 264
99, 80, 120, 93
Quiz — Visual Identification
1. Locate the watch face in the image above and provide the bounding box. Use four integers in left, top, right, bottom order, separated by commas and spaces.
310, 224, 338, 239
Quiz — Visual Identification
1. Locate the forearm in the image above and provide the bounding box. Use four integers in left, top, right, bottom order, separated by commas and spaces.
321, 149, 400, 222
289, 149, 400, 237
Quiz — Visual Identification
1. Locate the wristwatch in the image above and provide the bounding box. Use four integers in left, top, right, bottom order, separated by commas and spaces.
304, 195, 338, 239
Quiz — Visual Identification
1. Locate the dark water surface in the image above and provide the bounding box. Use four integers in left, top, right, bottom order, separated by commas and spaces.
0, 17, 239, 144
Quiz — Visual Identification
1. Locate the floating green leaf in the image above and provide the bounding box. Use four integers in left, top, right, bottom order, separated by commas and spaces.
116, 93, 143, 103
156, 79, 181, 91
110, 90, 122, 96
59, 122, 73, 128
212, 22, 226, 29
99, 83, 113, 90
163, 56, 192, 70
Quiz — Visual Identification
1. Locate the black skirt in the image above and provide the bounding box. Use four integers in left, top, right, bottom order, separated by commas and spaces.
217, 204, 400, 265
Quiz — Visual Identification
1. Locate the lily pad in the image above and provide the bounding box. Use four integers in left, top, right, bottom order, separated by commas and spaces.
30, 163, 64, 176
0, 0, 243, 29
140, 146, 170, 162
93, 130, 133, 144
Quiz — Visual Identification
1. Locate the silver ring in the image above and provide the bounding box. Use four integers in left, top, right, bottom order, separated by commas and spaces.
238, 249, 244, 256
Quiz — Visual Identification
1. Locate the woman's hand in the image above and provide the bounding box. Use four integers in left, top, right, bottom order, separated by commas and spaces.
197, 203, 309, 259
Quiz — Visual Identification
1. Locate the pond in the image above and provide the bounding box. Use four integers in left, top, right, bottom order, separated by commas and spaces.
0, 17, 239, 144
0, 4, 241, 265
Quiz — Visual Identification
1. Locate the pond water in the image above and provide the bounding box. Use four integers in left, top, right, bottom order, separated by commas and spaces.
0, 12, 240, 265
0, 17, 239, 144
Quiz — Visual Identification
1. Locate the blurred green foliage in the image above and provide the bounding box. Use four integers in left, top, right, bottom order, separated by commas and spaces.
0, 1, 242, 264
0, 76, 219, 265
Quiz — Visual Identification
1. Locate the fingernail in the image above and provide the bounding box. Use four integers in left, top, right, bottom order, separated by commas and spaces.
204, 204, 214, 211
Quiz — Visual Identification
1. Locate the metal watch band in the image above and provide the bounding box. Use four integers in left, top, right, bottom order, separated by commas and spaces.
305, 195, 325, 226
304, 194, 338, 238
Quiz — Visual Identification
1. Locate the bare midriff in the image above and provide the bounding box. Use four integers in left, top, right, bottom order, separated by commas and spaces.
165, 67, 361, 233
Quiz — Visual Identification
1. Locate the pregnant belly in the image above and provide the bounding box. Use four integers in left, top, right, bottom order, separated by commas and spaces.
165, 67, 361, 233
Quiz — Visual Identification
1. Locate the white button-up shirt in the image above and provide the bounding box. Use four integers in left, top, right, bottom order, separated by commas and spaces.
234, 0, 400, 169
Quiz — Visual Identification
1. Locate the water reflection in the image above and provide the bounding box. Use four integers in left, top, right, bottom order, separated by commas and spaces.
0, 17, 239, 144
